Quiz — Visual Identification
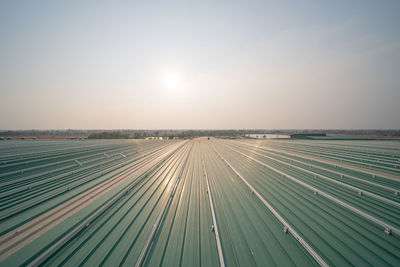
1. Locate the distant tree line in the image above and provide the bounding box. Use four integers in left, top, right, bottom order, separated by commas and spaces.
2, 129, 400, 140
87, 132, 129, 139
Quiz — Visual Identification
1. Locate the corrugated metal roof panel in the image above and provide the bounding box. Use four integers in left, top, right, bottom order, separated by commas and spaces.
0, 139, 399, 266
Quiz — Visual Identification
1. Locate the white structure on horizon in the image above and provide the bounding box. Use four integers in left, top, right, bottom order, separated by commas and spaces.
246, 134, 290, 139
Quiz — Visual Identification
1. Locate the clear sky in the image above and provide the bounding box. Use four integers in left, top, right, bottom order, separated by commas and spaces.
1, 0, 399, 129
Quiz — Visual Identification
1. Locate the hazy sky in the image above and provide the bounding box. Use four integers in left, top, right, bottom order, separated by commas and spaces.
1, 1, 399, 129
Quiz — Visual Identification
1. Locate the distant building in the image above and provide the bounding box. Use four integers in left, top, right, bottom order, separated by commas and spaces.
290, 133, 371, 140
246, 134, 290, 139
145, 137, 164, 140
290, 133, 326, 139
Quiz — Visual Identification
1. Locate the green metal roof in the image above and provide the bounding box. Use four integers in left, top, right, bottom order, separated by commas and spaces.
0, 139, 399, 266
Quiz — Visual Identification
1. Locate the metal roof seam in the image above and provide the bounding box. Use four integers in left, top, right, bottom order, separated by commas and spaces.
202, 156, 225, 267
135, 143, 193, 267
228, 145, 400, 237
234, 141, 400, 194
229, 143, 400, 208
22, 142, 187, 267
210, 145, 329, 267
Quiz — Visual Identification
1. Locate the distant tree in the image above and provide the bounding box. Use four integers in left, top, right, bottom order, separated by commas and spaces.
88, 132, 129, 139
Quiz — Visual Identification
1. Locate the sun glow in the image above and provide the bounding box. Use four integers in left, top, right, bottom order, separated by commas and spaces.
162, 71, 181, 91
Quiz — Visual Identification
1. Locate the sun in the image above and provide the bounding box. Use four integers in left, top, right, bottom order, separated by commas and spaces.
162, 71, 181, 90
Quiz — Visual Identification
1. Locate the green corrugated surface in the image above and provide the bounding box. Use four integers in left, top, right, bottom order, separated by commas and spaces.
0, 139, 399, 266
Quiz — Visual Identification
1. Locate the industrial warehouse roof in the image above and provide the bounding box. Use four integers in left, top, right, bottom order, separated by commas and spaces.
0, 139, 399, 266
